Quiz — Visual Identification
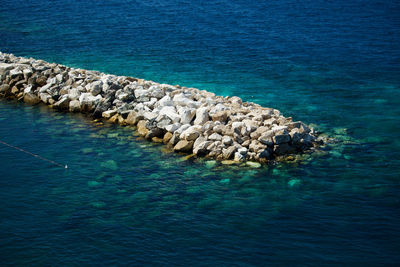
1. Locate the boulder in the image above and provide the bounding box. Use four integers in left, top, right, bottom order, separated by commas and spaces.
194, 107, 209, 125
211, 111, 229, 123
222, 146, 236, 159
174, 140, 194, 153
53, 97, 70, 110
258, 133, 274, 146
23, 93, 40, 105
274, 143, 296, 155
69, 100, 81, 112
79, 93, 102, 113
178, 107, 196, 124
102, 109, 117, 119
163, 132, 173, 144
90, 81, 103, 96
193, 137, 211, 155
159, 106, 180, 123
0, 84, 10, 94
180, 126, 201, 141
137, 120, 149, 137
222, 135, 233, 145
208, 133, 222, 141
272, 134, 291, 145
165, 123, 181, 133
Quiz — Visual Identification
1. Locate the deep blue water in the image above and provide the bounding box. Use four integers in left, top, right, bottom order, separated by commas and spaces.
1, 0, 400, 265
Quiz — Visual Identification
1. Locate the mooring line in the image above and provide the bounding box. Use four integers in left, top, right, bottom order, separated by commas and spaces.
0, 139, 68, 169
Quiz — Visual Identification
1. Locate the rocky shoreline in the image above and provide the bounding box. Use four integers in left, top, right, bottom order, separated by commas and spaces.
0, 52, 325, 163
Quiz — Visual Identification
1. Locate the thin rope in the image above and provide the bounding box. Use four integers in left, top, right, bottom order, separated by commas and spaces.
0, 139, 68, 169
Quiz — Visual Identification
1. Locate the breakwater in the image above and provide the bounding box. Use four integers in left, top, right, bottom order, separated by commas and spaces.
0, 52, 324, 163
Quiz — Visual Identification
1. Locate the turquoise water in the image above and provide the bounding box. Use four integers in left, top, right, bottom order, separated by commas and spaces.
1, 0, 400, 265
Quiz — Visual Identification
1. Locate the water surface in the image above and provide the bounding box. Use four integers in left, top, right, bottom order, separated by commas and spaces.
1, 0, 400, 265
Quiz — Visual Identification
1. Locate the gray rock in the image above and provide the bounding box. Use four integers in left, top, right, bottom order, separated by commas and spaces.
180, 126, 201, 141
53, 97, 70, 110
222, 146, 236, 159
258, 133, 274, 146
234, 152, 245, 162
208, 133, 222, 141
90, 81, 103, 96
222, 135, 233, 145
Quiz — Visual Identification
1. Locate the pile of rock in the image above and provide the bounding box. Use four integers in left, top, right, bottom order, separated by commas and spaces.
0, 52, 323, 163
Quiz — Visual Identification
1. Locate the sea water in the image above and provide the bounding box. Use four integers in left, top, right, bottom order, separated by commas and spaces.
1, 0, 400, 265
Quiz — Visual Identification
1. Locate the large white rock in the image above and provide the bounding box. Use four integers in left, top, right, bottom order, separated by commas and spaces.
165, 123, 181, 133
178, 107, 196, 124
90, 81, 103, 96
159, 106, 180, 123
194, 107, 209, 125
156, 95, 174, 107
180, 125, 202, 141
148, 85, 164, 99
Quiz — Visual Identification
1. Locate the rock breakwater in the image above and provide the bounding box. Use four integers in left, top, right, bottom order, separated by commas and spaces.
0, 52, 324, 163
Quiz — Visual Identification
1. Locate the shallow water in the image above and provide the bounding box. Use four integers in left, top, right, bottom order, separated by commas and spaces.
1, 0, 400, 265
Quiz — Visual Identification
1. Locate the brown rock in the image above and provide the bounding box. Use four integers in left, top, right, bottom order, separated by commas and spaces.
163, 132, 173, 144
152, 137, 163, 143
108, 114, 119, 124
126, 110, 143, 125
23, 93, 40, 105
211, 111, 228, 123
174, 140, 194, 153
137, 120, 149, 137
35, 76, 47, 87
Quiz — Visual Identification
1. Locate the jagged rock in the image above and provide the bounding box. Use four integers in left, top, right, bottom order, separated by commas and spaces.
179, 107, 196, 124
90, 80, 103, 96
234, 152, 245, 162
193, 137, 211, 155
53, 97, 70, 110
159, 106, 180, 123
194, 107, 209, 125
258, 133, 274, 146
222, 146, 236, 159
35, 76, 47, 86
93, 100, 111, 118
180, 126, 201, 141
